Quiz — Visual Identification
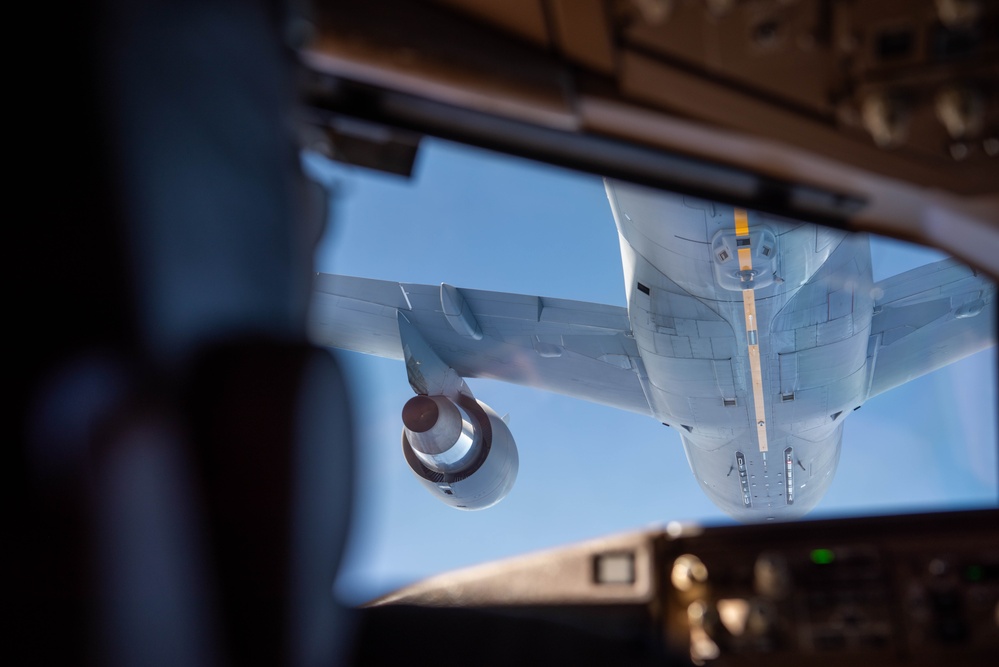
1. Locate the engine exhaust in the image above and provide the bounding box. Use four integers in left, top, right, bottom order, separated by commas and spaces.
402, 395, 480, 472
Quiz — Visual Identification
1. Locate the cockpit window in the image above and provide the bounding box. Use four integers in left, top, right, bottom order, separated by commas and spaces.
305, 138, 996, 603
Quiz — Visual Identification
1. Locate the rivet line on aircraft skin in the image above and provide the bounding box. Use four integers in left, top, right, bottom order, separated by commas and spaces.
734, 208, 769, 453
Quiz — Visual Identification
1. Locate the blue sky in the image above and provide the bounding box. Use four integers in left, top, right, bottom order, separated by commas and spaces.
305, 139, 997, 603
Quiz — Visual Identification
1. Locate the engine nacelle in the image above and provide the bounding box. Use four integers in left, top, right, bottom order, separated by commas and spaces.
401, 394, 518, 510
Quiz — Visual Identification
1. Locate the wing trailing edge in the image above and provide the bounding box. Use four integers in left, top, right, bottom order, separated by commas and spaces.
866, 258, 996, 400
309, 274, 652, 415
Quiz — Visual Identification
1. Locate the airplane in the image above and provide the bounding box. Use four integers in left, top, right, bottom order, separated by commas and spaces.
308, 180, 996, 522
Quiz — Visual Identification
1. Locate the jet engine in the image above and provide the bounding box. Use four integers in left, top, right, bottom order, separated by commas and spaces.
401, 393, 518, 510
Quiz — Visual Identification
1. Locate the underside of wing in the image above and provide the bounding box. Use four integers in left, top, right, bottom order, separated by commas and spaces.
866, 258, 996, 400
308, 274, 651, 416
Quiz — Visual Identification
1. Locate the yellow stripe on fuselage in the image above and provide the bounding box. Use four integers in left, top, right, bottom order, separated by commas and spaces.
734, 209, 768, 452
735, 208, 749, 236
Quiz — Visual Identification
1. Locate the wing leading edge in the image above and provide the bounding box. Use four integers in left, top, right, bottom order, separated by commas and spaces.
867, 258, 996, 400
309, 274, 652, 416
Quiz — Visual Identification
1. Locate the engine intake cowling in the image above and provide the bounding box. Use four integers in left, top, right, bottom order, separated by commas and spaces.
401, 394, 518, 510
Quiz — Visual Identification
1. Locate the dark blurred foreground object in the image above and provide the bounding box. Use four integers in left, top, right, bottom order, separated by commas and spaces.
351, 604, 684, 667
16, 1, 353, 665
352, 509, 999, 667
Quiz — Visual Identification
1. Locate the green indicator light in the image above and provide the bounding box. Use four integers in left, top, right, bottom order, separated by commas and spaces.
965, 565, 984, 582
810, 548, 835, 565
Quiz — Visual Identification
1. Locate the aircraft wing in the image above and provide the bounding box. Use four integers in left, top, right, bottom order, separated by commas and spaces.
866, 258, 996, 400
309, 274, 652, 416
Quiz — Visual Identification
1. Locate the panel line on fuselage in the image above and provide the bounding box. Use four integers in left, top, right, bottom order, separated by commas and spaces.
734, 209, 769, 453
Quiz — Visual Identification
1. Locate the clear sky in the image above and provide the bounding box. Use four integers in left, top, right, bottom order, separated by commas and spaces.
305, 138, 997, 604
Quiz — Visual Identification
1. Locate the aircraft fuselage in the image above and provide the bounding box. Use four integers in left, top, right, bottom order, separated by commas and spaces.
607, 183, 875, 520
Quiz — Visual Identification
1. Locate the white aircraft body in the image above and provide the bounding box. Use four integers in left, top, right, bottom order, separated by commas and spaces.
308, 181, 995, 521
